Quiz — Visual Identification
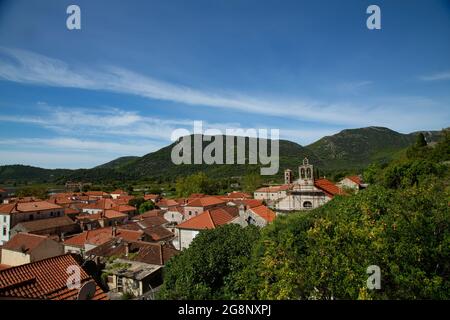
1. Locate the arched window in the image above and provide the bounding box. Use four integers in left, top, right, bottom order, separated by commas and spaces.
303, 201, 313, 208
300, 168, 305, 179
306, 168, 312, 179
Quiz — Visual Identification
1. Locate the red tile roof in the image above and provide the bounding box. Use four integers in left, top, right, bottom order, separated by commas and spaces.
249, 205, 276, 223
85, 191, 109, 197
144, 194, 160, 201
64, 227, 143, 248
133, 209, 166, 220
111, 204, 136, 213
314, 179, 345, 197
226, 191, 252, 199
2, 233, 51, 254
0, 254, 108, 300
0, 201, 62, 214
347, 175, 362, 186
86, 240, 178, 265
177, 207, 238, 230
110, 189, 127, 195
12, 216, 77, 233
185, 196, 227, 208
231, 199, 264, 208
156, 198, 179, 208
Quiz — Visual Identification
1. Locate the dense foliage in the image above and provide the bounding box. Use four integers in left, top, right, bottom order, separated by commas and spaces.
158, 129, 449, 300
157, 224, 260, 299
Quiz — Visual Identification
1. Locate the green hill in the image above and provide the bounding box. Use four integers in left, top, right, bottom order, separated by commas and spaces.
0, 127, 445, 184
95, 156, 140, 170
61, 135, 321, 183
306, 127, 442, 170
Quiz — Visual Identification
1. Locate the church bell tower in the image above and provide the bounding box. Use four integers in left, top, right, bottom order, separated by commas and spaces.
299, 157, 314, 186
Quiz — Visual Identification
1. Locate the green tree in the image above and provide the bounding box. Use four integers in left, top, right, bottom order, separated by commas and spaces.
175, 172, 219, 197
242, 172, 262, 193
139, 201, 155, 213
16, 186, 48, 199
157, 224, 260, 300
232, 185, 449, 300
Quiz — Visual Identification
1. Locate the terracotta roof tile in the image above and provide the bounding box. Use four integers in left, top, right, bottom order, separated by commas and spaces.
2, 233, 50, 253
0, 201, 62, 215
314, 179, 345, 197
249, 205, 276, 222
185, 196, 227, 208
0, 254, 107, 300
64, 227, 143, 248
177, 207, 238, 230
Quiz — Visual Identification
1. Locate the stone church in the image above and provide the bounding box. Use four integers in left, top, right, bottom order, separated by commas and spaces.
254, 158, 344, 211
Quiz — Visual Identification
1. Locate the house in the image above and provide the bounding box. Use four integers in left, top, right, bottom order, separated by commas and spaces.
0, 200, 64, 245
254, 185, 292, 202
144, 194, 161, 203
225, 191, 252, 200
110, 189, 128, 200
338, 175, 367, 192
76, 209, 128, 230
120, 216, 174, 243
155, 198, 179, 210
10, 215, 80, 239
163, 206, 185, 225
85, 239, 178, 298
175, 206, 238, 250
255, 158, 345, 212
84, 191, 110, 200
0, 254, 108, 300
63, 226, 144, 257
133, 209, 166, 221
183, 196, 227, 219
0, 233, 64, 267
231, 204, 276, 228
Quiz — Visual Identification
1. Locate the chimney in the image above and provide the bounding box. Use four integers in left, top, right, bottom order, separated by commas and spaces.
125, 242, 130, 257
112, 226, 117, 237
239, 204, 245, 217
159, 244, 163, 265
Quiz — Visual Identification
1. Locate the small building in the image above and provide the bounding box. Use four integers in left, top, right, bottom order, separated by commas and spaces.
0, 254, 108, 300
110, 189, 128, 200
0, 200, 64, 245
10, 216, 80, 239
338, 175, 367, 192
175, 206, 238, 250
63, 226, 144, 257
231, 204, 276, 228
0, 233, 64, 267
183, 196, 227, 219
86, 240, 178, 298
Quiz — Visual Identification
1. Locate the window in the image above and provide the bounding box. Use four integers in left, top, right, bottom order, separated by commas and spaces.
29, 214, 34, 221
303, 201, 313, 208
2, 226, 6, 236
3, 216, 6, 223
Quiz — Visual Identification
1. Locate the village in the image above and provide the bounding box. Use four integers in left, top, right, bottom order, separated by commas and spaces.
0, 157, 365, 300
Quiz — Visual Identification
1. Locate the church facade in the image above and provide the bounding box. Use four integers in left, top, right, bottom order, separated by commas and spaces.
254, 158, 344, 212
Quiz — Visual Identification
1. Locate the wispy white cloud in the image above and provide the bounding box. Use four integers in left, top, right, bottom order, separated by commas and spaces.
2, 46, 447, 131
419, 71, 450, 81
0, 150, 116, 169
0, 137, 160, 156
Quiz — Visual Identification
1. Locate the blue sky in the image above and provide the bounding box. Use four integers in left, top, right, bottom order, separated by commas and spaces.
0, 0, 449, 169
